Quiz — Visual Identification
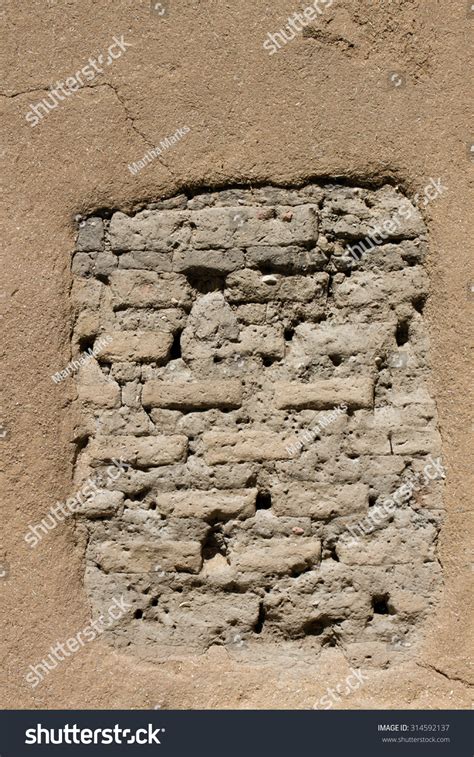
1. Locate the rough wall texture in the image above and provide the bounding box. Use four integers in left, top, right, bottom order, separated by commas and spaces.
3, 0, 472, 711
71, 184, 444, 665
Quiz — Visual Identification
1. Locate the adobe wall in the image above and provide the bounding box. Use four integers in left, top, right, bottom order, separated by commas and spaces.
1, 0, 472, 709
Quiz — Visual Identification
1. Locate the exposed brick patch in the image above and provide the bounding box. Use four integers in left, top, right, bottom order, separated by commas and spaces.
71, 184, 444, 664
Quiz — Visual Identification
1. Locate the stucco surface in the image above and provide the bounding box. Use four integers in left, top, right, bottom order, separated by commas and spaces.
0, 0, 472, 708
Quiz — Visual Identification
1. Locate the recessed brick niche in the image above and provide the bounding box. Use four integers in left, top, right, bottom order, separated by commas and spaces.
71, 184, 444, 666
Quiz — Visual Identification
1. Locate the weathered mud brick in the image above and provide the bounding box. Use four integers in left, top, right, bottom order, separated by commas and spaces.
274, 378, 374, 410
92, 537, 202, 573
98, 331, 173, 363
77, 382, 121, 409
203, 431, 293, 464
109, 270, 192, 309
225, 269, 327, 304
76, 490, 124, 518
333, 268, 428, 310
191, 205, 318, 249
216, 326, 285, 360
71, 277, 103, 311
231, 539, 321, 574
75, 359, 121, 408
132, 593, 262, 653
338, 523, 438, 565
89, 435, 188, 467
292, 322, 395, 359
172, 248, 245, 274
109, 210, 191, 252
391, 430, 442, 455
156, 489, 257, 520
245, 245, 327, 273
76, 217, 104, 251
142, 380, 243, 410
118, 250, 174, 272
272, 483, 369, 519
71, 184, 443, 664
